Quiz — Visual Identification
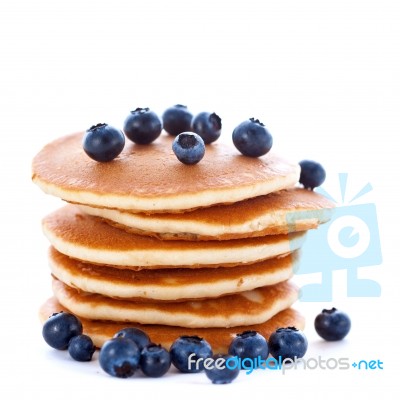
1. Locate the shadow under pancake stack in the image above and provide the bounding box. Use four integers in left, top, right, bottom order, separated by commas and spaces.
32, 132, 334, 352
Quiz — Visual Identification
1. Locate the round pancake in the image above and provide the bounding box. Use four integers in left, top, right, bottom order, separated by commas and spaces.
49, 247, 298, 301
52, 278, 298, 328
43, 205, 306, 268
32, 132, 300, 212
78, 188, 334, 241
39, 297, 305, 352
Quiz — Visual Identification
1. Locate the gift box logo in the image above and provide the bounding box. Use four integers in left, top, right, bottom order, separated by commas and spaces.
287, 173, 382, 302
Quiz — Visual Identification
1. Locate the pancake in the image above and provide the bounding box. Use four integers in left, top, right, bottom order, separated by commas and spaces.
39, 297, 305, 352
43, 205, 306, 268
32, 132, 300, 212
49, 247, 298, 301
52, 278, 298, 328
78, 188, 334, 240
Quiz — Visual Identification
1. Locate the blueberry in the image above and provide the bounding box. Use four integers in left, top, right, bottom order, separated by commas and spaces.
191, 111, 222, 144
314, 308, 351, 341
299, 160, 326, 190
269, 327, 308, 361
123, 107, 162, 145
140, 344, 171, 377
113, 327, 151, 351
204, 354, 240, 384
172, 132, 205, 165
170, 335, 213, 373
83, 123, 125, 162
42, 311, 83, 350
228, 331, 269, 368
68, 334, 95, 362
162, 104, 193, 136
232, 118, 273, 157
99, 337, 140, 378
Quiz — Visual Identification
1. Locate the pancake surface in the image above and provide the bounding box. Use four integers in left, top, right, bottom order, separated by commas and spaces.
52, 278, 298, 328
49, 247, 298, 301
43, 205, 306, 268
40, 297, 305, 352
79, 188, 334, 240
32, 132, 300, 212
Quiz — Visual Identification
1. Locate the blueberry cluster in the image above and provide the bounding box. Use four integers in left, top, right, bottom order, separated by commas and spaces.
42, 308, 351, 383
42, 312, 95, 361
81, 104, 284, 167
100, 327, 171, 378
82, 105, 222, 165
80, 104, 327, 189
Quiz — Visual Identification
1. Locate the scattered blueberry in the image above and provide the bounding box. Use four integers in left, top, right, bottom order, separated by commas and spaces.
172, 132, 205, 165
191, 111, 222, 144
232, 118, 273, 157
68, 334, 95, 362
42, 311, 83, 350
228, 331, 269, 368
140, 344, 171, 377
269, 327, 308, 361
204, 354, 240, 384
299, 160, 326, 190
82, 123, 125, 162
113, 327, 151, 351
99, 337, 141, 378
123, 107, 162, 145
162, 104, 193, 136
170, 335, 213, 373
314, 308, 351, 341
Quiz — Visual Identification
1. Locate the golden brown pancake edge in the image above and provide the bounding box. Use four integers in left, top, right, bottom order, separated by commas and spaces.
48, 247, 298, 301
39, 297, 305, 352
32, 132, 300, 212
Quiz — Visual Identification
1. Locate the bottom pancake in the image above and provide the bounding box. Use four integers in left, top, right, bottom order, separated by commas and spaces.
52, 278, 298, 328
39, 297, 305, 352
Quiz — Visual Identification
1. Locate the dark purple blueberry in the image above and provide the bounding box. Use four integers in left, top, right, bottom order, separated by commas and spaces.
42, 311, 83, 350
232, 118, 273, 157
204, 354, 240, 384
162, 104, 193, 136
68, 334, 95, 362
269, 327, 308, 361
172, 132, 205, 165
314, 308, 351, 341
99, 337, 140, 378
228, 331, 269, 368
140, 344, 171, 377
113, 327, 151, 351
191, 111, 222, 144
299, 160, 326, 190
123, 107, 162, 144
83, 123, 125, 162
170, 335, 212, 373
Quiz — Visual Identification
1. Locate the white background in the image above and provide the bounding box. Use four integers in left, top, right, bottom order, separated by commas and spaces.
1, 0, 399, 398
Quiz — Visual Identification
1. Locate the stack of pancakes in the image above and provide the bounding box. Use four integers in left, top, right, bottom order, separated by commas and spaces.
33, 132, 334, 352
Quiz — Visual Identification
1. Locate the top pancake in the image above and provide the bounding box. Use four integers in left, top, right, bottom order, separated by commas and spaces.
32, 132, 300, 212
